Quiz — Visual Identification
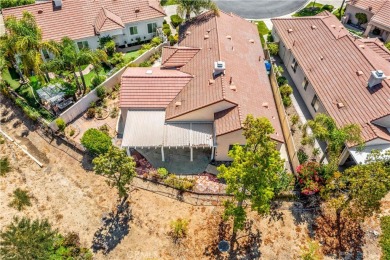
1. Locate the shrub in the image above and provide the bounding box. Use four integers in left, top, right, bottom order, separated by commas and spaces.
163, 28, 171, 37
81, 128, 112, 155
8, 188, 32, 211
108, 52, 125, 66
312, 147, 320, 158
321, 4, 334, 11
380, 216, 390, 260
163, 19, 167, 25
99, 35, 113, 48
69, 128, 75, 137
282, 96, 292, 107
163, 23, 170, 30
157, 168, 169, 179
151, 36, 162, 47
110, 107, 119, 118
268, 43, 279, 55
355, 13, 368, 25
300, 239, 323, 260
297, 148, 309, 164
385, 42, 390, 51
267, 31, 274, 42
99, 124, 110, 136
169, 34, 178, 46
96, 86, 106, 98
164, 175, 195, 190
296, 161, 324, 195
104, 40, 116, 56
291, 114, 299, 126
91, 75, 106, 88
0, 157, 11, 176
86, 108, 96, 119
169, 218, 189, 242
55, 118, 66, 132
277, 76, 288, 86
280, 84, 293, 96
170, 14, 183, 27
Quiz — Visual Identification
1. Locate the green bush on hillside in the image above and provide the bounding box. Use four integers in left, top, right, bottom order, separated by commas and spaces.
81, 128, 112, 155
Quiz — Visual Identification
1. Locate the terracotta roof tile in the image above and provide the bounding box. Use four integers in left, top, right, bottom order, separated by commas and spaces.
370, 1, 390, 29
120, 67, 193, 108
164, 11, 283, 141
2, 0, 165, 41
94, 8, 125, 34
359, 38, 390, 62
349, 0, 387, 13
161, 47, 201, 68
272, 14, 390, 144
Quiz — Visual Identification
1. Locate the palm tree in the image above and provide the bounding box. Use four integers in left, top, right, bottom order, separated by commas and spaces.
3, 12, 58, 80
303, 113, 363, 172
176, 0, 219, 20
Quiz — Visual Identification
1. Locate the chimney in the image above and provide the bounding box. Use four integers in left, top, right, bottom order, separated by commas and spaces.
368, 70, 386, 88
213, 61, 225, 77
53, 0, 62, 9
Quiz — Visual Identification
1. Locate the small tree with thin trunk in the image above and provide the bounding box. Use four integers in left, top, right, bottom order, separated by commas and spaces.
93, 146, 136, 202
320, 150, 390, 257
176, 0, 219, 20
218, 115, 288, 244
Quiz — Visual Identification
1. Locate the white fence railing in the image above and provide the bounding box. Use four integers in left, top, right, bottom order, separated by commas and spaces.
50, 41, 168, 130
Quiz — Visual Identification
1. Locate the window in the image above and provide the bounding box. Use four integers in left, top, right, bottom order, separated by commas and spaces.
291, 58, 298, 73
302, 77, 309, 91
311, 94, 320, 112
129, 26, 138, 35
77, 41, 89, 50
42, 49, 50, 60
147, 23, 157, 34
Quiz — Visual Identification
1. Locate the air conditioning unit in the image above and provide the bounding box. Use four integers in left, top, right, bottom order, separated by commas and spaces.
213, 61, 225, 77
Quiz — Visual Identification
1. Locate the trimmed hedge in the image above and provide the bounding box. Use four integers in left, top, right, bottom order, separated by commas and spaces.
80, 128, 112, 155
170, 14, 183, 27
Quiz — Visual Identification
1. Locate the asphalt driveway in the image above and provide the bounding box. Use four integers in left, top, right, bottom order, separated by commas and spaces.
214, 0, 309, 19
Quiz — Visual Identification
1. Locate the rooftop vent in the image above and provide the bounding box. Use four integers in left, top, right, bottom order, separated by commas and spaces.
311, 25, 317, 29
208, 79, 215, 85
320, 56, 324, 61
331, 24, 336, 28
262, 102, 269, 108
175, 101, 182, 107
359, 44, 365, 49
204, 35, 209, 39
38, 10, 43, 14
146, 70, 153, 75
186, 31, 191, 35
368, 6, 373, 11
229, 84, 237, 91
287, 28, 293, 33
213, 61, 226, 77
207, 29, 211, 33
226, 35, 232, 40
135, 8, 140, 13
337, 102, 345, 109
357, 70, 363, 76
368, 70, 386, 88
53, 0, 62, 8
249, 39, 255, 43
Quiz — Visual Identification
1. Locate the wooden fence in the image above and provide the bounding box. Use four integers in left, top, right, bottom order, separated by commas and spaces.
267, 52, 300, 174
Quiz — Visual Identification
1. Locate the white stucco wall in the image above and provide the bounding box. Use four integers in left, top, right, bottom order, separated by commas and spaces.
215, 130, 246, 161
74, 17, 164, 51
345, 4, 373, 28
275, 35, 327, 118
167, 101, 236, 122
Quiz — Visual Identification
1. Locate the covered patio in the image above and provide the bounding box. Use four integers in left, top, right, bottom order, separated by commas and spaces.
121, 110, 215, 167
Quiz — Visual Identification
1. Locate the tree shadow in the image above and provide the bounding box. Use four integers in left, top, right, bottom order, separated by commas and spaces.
314, 213, 364, 259
203, 218, 262, 259
91, 200, 132, 254
269, 201, 284, 224
290, 194, 321, 237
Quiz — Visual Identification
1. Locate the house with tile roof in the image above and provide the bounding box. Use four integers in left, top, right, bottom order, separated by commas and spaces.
2, 0, 166, 51
271, 12, 390, 165
344, 0, 390, 43
119, 11, 284, 163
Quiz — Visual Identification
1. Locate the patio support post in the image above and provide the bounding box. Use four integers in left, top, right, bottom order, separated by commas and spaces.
126, 147, 131, 156
363, 24, 373, 37
211, 146, 215, 160
190, 146, 193, 162
161, 146, 165, 162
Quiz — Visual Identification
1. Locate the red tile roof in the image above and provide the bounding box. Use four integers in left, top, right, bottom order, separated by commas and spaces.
272, 13, 390, 144
348, 0, 390, 29
349, 0, 387, 13
165, 11, 283, 141
120, 67, 193, 108
360, 38, 390, 62
370, 1, 390, 29
161, 47, 201, 68
2, 0, 165, 41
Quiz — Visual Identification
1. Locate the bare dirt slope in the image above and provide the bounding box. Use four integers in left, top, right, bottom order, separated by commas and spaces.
0, 96, 388, 259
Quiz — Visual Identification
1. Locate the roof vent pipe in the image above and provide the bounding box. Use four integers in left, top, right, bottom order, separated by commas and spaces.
368, 70, 386, 88
53, 0, 62, 8
213, 61, 226, 77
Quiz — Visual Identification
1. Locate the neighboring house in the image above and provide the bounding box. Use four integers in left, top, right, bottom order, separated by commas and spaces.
271, 12, 390, 165
344, 0, 390, 43
2, 0, 166, 53
119, 11, 284, 162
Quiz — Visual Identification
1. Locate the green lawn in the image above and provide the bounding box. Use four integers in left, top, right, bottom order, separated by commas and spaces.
83, 66, 112, 89
123, 50, 141, 64
292, 2, 334, 17
257, 21, 269, 35
160, 0, 177, 6
332, 7, 345, 19
2, 68, 21, 90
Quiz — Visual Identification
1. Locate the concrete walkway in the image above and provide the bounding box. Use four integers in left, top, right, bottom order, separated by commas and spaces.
0, 14, 5, 36
75, 64, 94, 77
273, 56, 328, 163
